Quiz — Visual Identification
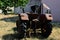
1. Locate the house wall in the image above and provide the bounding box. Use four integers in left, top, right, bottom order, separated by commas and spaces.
14, 0, 60, 22
42, 0, 60, 22
0, 7, 14, 13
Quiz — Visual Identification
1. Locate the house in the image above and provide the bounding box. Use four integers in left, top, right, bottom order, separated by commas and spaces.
14, 0, 60, 22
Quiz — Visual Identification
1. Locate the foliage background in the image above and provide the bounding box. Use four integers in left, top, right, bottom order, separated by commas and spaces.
0, 0, 28, 14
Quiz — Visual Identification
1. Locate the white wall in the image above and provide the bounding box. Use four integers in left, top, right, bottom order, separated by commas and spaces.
42, 0, 60, 22
0, 9, 2, 13
0, 7, 14, 13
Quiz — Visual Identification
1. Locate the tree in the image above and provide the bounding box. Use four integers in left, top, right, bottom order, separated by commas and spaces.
0, 0, 18, 15
0, 0, 28, 14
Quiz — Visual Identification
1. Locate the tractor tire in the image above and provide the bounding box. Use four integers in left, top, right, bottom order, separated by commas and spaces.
41, 23, 52, 38
16, 20, 24, 38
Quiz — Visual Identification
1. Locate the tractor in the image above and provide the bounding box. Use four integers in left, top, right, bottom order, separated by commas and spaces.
16, 0, 53, 39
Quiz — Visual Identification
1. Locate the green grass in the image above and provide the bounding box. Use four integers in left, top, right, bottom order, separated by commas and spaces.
0, 14, 60, 40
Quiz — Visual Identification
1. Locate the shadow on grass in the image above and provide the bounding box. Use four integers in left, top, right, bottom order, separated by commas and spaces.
0, 16, 18, 23
2, 27, 23, 40
2, 27, 47, 40
2, 34, 21, 40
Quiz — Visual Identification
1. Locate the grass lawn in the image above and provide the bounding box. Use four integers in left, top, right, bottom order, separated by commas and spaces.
0, 14, 60, 40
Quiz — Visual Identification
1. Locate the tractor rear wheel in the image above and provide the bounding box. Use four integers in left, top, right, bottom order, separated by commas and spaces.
41, 23, 52, 38
16, 20, 24, 38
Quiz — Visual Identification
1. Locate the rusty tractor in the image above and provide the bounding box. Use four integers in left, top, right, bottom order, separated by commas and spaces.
16, 4, 53, 38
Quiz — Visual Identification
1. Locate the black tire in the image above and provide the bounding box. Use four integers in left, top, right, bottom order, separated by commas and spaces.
16, 20, 21, 32
16, 20, 24, 38
41, 23, 52, 38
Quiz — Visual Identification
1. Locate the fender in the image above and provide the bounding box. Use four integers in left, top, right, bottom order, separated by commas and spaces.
39, 14, 53, 21
45, 14, 53, 21
20, 13, 29, 20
